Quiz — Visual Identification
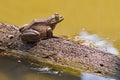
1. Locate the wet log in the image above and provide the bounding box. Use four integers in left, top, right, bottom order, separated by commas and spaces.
0, 23, 120, 78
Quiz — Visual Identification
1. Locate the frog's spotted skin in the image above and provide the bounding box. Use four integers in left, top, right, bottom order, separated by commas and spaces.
19, 13, 64, 43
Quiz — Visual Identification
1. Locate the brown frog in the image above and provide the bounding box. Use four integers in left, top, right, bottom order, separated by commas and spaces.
19, 13, 64, 43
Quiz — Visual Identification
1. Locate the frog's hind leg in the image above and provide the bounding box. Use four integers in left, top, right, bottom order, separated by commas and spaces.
46, 27, 59, 39
20, 29, 40, 43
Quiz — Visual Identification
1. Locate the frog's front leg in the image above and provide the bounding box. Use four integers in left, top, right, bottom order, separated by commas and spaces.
46, 27, 53, 38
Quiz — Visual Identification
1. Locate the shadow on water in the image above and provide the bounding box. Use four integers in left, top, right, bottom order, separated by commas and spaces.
0, 56, 79, 80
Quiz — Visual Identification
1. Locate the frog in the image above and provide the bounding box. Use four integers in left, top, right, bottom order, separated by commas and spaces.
19, 13, 64, 43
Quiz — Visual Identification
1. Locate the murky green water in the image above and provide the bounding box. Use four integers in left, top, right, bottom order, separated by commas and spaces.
0, 56, 79, 80
0, 57, 118, 80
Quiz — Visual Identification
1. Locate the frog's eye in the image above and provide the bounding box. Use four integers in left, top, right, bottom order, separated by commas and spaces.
50, 19, 56, 23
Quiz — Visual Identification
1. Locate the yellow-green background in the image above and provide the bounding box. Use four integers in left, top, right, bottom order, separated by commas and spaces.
0, 0, 120, 50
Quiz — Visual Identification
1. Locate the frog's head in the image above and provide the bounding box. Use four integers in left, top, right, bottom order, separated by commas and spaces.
48, 13, 64, 30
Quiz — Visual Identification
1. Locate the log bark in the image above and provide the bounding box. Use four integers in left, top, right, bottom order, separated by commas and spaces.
0, 23, 120, 78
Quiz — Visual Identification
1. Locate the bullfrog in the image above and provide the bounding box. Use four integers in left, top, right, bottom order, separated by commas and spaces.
19, 13, 64, 43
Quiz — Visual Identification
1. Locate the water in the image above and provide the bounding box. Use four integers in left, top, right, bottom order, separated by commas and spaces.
0, 56, 79, 80
0, 0, 120, 52
0, 56, 118, 80
80, 73, 119, 80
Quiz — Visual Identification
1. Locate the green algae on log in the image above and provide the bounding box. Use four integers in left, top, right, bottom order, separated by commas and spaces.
0, 22, 120, 78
